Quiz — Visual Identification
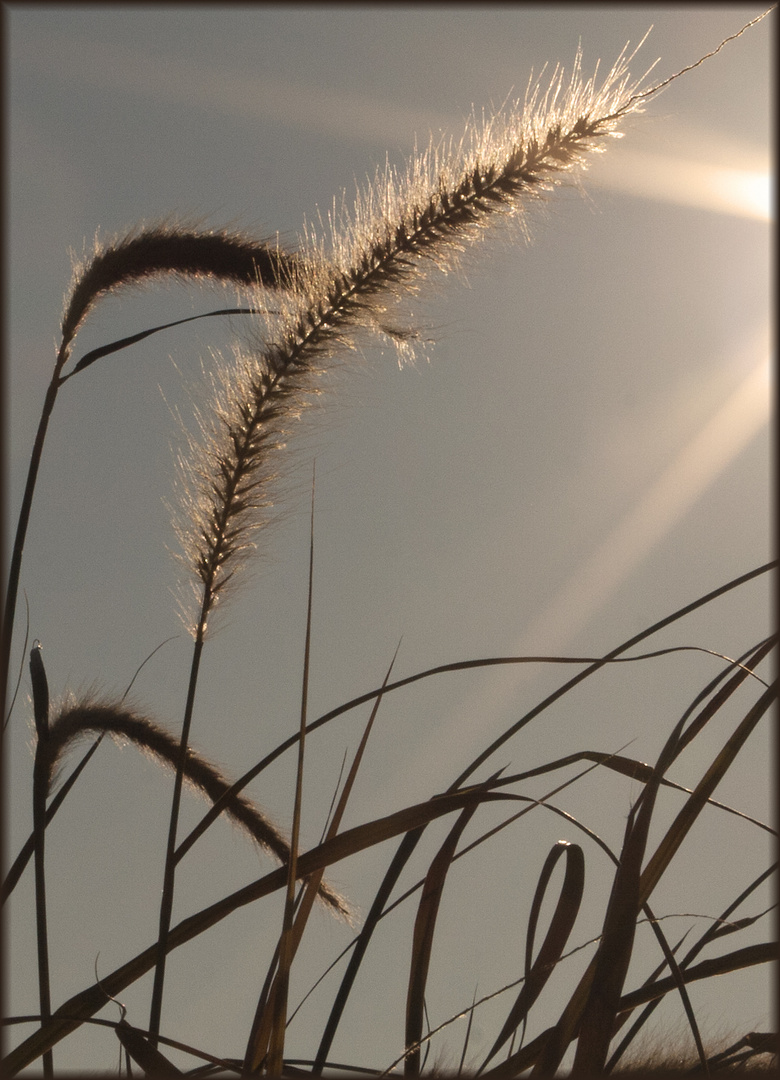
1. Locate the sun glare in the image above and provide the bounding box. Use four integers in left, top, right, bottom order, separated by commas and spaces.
595, 150, 773, 221
709, 166, 773, 221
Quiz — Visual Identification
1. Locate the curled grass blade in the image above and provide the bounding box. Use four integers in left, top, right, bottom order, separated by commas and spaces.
314, 565, 775, 1066
479, 840, 585, 1072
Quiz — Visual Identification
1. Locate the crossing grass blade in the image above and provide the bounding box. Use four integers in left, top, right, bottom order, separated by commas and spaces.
480, 840, 585, 1073
405, 803, 480, 1077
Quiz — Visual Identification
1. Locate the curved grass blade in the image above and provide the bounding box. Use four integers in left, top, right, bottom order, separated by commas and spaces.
405, 802, 479, 1076
65, 307, 261, 380
639, 679, 777, 902
115, 1020, 183, 1076
615, 940, 775, 1015
479, 840, 585, 1072
175, 617, 776, 866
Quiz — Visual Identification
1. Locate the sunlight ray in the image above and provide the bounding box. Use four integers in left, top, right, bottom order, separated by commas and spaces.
405, 326, 772, 794
593, 149, 772, 220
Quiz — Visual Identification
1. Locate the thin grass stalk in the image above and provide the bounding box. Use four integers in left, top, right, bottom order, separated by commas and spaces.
245, 647, 400, 1072
458, 988, 479, 1076
2, 355, 68, 724
29, 644, 53, 1080
2, 734, 104, 905
147, 627, 205, 1044
251, 478, 316, 1076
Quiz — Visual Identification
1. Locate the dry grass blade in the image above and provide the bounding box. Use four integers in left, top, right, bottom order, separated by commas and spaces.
115, 1020, 184, 1076
615, 941, 776, 1015
314, 564, 776, 1068
29, 644, 53, 1080
607, 865, 777, 1069
67, 306, 260, 378
173, 585, 775, 867
244, 647, 399, 1073
247, 477, 316, 1076
405, 803, 479, 1076
450, 564, 777, 789
572, 729, 683, 1074
576, 836, 694, 1075
480, 840, 585, 1073
639, 680, 778, 902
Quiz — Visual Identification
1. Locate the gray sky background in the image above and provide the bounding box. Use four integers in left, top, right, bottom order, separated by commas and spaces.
6, 5, 773, 1073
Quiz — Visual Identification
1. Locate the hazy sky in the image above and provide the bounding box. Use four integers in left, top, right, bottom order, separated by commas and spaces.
6, 5, 773, 1074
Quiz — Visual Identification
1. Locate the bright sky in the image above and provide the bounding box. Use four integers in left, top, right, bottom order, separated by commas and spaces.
5, 5, 773, 1074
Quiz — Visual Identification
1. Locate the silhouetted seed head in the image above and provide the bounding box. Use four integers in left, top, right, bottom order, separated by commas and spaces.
43, 695, 351, 919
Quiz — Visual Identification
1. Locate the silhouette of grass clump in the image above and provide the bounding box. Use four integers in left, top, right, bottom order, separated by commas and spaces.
2, 10, 774, 1078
